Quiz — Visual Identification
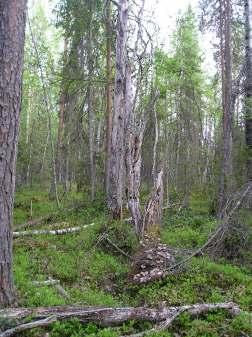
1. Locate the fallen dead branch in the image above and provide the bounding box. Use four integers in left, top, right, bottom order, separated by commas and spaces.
167, 182, 252, 270
0, 302, 241, 337
133, 183, 252, 284
32, 279, 60, 286
103, 234, 133, 260
13, 223, 95, 238
32, 278, 70, 300
0, 316, 57, 337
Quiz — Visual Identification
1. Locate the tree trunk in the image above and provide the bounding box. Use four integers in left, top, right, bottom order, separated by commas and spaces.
218, 0, 233, 214
108, 0, 129, 219
245, 0, 252, 181
0, 0, 27, 308
56, 39, 68, 184
86, 2, 96, 201
143, 169, 164, 235
0, 302, 241, 337
105, 0, 113, 195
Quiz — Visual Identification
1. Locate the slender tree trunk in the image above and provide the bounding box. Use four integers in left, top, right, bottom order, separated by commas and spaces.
152, 107, 159, 179
87, 3, 96, 201
218, 0, 233, 214
0, 0, 27, 308
108, 0, 129, 219
28, 18, 60, 208
56, 39, 68, 184
105, 0, 113, 195
245, 0, 252, 181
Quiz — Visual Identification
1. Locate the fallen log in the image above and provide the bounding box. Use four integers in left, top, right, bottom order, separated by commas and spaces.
0, 302, 241, 337
13, 223, 95, 238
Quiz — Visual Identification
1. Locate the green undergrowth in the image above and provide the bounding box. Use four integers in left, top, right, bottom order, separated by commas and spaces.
12, 188, 252, 337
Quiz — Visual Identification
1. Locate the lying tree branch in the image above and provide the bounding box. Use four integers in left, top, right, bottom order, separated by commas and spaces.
0, 302, 241, 337
32, 279, 60, 286
134, 183, 252, 284
13, 223, 95, 238
167, 182, 252, 271
0, 316, 57, 337
103, 235, 133, 260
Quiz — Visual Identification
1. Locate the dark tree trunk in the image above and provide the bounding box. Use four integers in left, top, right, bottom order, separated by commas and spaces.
218, 0, 233, 214
245, 0, 252, 181
105, 0, 113, 195
0, 0, 27, 308
87, 2, 96, 201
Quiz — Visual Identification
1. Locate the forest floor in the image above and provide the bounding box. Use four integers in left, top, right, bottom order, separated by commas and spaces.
10, 187, 252, 337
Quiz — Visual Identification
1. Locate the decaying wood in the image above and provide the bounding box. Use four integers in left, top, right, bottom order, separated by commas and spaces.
131, 237, 175, 284
107, 0, 129, 219
142, 169, 164, 235
0, 316, 57, 337
0, 302, 241, 337
124, 61, 163, 237
13, 223, 94, 238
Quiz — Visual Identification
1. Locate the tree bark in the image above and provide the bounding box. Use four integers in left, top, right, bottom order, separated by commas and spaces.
56, 39, 68, 184
218, 0, 233, 214
245, 0, 252, 181
108, 0, 129, 219
105, 0, 113, 195
0, 302, 241, 337
87, 3, 96, 201
0, 0, 27, 308
13, 223, 94, 238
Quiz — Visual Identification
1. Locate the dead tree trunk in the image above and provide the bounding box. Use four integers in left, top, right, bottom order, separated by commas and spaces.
108, 0, 129, 219
125, 65, 143, 234
143, 169, 164, 235
0, 302, 241, 337
124, 63, 163, 237
0, 0, 27, 308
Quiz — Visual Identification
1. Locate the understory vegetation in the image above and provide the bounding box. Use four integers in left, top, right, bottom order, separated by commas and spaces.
0, 0, 252, 336
11, 187, 252, 337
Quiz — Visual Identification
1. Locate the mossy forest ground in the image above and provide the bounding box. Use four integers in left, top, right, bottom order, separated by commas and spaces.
9, 187, 252, 337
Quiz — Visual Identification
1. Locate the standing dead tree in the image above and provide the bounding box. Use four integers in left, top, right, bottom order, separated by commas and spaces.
123, 0, 163, 237
107, 0, 129, 219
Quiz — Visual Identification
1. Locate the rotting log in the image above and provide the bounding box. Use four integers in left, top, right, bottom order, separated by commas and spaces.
0, 302, 242, 337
